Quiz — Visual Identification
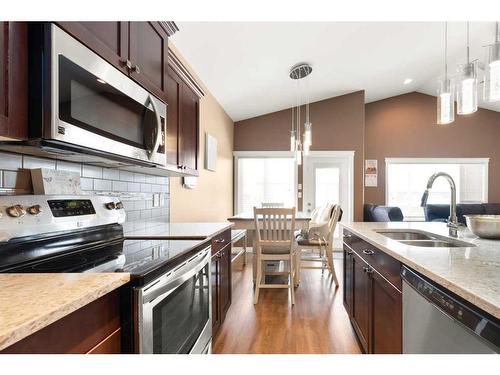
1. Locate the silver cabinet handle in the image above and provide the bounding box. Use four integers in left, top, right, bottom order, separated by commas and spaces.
120, 58, 132, 69
131, 64, 141, 74
145, 94, 162, 161
214, 238, 225, 244
344, 234, 352, 238
363, 266, 374, 274
362, 249, 375, 255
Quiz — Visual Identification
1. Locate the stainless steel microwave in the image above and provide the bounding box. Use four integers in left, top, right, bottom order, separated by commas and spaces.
28, 23, 167, 167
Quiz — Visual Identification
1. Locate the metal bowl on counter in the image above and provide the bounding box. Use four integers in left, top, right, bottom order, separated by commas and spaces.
464, 215, 500, 239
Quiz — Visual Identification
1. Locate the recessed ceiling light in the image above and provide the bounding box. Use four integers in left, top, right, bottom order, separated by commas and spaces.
403, 78, 413, 85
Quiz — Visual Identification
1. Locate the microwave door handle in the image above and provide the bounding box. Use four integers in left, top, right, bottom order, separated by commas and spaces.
146, 95, 162, 160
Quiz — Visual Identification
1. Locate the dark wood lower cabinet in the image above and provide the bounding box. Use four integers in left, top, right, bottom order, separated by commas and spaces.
343, 229, 402, 354
1, 289, 122, 354
211, 229, 232, 338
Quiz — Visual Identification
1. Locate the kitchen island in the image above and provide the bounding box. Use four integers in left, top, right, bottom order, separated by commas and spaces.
340, 221, 500, 354
0, 273, 129, 352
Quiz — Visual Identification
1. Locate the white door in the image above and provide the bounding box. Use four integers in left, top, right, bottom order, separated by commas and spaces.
303, 152, 354, 250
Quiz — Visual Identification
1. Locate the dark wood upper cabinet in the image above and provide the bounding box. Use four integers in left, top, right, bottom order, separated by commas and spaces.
166, 66, 182, 168
129, 22, 169, 101
56, 22, 129, 75
180, 84, 199, 173
0, 22, 28, 140
166, 51, 203, 176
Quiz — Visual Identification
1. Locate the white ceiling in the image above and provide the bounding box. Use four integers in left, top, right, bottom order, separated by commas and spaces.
170, 22, 500, 121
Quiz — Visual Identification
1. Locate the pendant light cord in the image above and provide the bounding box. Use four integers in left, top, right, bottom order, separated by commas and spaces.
444, 22, 448, 79
496, 21, 499, 43
466, 21, 470, 64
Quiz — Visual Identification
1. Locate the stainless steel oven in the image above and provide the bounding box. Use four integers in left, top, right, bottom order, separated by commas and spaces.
29, 23, 167, 167
134, 245, 212, 354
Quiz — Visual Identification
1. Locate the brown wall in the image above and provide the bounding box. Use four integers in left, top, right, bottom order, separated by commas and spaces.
365, 92, 500, 204
235, 91, 365, 221
168, 44, 234, 222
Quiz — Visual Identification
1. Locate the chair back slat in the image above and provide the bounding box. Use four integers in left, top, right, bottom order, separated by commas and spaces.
253, 207, 296, 250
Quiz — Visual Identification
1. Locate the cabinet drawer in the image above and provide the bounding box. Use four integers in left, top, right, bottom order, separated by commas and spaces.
211, 229, 231, 255
343, 229, 402, 291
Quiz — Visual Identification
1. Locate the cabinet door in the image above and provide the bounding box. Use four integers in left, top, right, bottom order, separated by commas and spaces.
0, 22, 28, 140
166, 66, 182, 169
371, 271, 402, 354
343, 245, 353, 316
219, 245, 232, 321
351, 251, 370, 352
179, 83, 199, 174
129, 22, 168, 101
211, 255, 221, 337
56, 22, 129, 75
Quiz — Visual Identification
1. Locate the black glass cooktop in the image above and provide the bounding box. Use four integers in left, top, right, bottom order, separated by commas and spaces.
1, 234, 209, 286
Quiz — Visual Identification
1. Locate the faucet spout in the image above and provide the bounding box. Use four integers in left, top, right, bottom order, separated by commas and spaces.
424, 172, 458, 237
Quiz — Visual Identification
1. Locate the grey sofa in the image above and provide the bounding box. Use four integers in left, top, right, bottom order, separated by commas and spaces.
423, 203, 500, 224
364, 204, 404, 222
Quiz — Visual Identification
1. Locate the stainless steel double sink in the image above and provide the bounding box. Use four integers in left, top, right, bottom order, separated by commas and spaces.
375, 230, 475, 248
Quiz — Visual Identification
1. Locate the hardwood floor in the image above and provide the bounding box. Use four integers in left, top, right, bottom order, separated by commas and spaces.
213, 254, 362, 354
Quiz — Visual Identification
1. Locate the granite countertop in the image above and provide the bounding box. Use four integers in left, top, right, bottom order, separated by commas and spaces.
125, 221, 234, 239
0, 273, 130, 351
340, 222, 500, 319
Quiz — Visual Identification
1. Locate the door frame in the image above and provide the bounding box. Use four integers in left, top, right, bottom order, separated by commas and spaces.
303, 151, 355, 249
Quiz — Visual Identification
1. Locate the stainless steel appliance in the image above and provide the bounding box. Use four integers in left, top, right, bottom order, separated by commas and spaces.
0, 194, 211, 354
401, 266, 500, 354
23, 24, 167, 168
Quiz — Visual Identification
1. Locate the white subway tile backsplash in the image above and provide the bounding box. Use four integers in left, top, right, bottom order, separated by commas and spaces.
0, 151, 169, 235
112, 180, 128, 192
82, 165, 103, 179
128, 182, 141, 192
56, 161, 82, 175
93, 179, 112, 191
0, 152, 22, 170
102, 168, 120, 180
80, 177, 94, 191
23, 156, 56, 170
119, 171, 134, 182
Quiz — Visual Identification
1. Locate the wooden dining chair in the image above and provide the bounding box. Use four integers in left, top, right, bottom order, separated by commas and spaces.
253, 207, 296, 305
296, 204, 342, 286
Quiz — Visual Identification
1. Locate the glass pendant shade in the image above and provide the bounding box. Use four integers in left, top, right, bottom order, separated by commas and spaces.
303, 122, 312, 147
290, 130, 296, 152
484, 42, 500, 102
295, 144, 302, 165
456, 62, 478, 115
437, 77, 455, 124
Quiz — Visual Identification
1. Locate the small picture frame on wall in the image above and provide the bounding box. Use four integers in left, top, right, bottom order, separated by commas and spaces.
365, 159, 378, 187
205, 133, 217, 171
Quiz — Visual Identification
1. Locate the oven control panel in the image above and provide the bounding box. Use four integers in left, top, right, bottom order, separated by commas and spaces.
48, 199, 96, 217
0, 195, 126, 242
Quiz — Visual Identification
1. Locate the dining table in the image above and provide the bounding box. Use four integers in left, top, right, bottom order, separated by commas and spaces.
227, 211, 311, 286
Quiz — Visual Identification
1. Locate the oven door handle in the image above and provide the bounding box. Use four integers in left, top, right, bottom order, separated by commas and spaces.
141, 248, 210, 304
145, 94, 162, 160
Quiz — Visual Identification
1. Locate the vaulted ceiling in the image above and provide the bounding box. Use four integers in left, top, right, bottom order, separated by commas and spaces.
171, 22, 500, 121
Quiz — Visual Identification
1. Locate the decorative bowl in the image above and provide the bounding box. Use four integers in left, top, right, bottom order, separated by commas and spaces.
464, 215, 500, 239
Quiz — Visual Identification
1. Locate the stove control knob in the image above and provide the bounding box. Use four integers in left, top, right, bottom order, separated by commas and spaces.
6, 205, 26, 218
115, 201, 124, 210
105, 202, 116, 210
27, 204, 43, 215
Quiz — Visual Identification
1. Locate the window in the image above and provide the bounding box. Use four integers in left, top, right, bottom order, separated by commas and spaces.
234, 152, 296, 214
385, 158, 489, 221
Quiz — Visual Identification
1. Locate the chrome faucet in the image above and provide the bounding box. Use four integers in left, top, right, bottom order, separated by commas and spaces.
420, 172, 459, 237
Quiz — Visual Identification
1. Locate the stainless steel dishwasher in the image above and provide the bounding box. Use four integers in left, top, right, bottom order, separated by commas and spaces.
401, 266, 500, 354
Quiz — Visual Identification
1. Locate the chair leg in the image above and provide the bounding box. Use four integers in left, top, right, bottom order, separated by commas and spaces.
254, 256, 262, 304
289, 256, 295, 305
243, 235, 247, 266
329, 252, 339, 287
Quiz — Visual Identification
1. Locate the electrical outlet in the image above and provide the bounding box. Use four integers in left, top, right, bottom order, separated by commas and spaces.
152, 193, 161, 208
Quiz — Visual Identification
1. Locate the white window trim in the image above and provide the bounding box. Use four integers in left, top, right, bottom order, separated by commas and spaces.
233, 151, 298, 214
384, 157, 490, 206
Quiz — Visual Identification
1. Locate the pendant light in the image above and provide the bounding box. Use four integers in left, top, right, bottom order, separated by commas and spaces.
456, 22, 478, 115
289, 63, 313, 164
484, 22, 500, 102
437, 22, 455, 124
